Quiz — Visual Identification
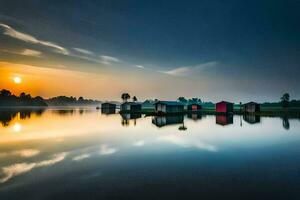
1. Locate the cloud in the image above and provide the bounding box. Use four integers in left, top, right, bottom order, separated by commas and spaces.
0, 152, 67, 183
0, 23, 69, 55
158, 134, 218, 152
20, 49, 42, 57
73, 48, 94, 55
0, 149, 40, 158
134, 65, 145, 69
0, 48, 42, 57
72, 153, 90, 161
99, 145, 117, 155
133, 140, 145, 147
100, 55, 120, 65
163, 61, 217, 76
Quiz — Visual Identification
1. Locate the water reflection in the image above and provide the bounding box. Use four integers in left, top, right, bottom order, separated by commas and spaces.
216, 115, 233, 126
282, 116, 290, 130
152, 115, 184, 128
187, 113, 202, 121
243, 114, 261, 124
101, 108, 116, 115
121, 113, 142, 126
0, 109, 45, 127
0, 109, 300, 199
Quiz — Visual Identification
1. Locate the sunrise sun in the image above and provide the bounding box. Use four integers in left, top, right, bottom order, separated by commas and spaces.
13, 76, 22, 84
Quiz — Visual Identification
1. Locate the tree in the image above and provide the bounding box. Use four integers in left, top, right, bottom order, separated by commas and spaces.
121, 93, 130, 102
132, 96, 138, 102
280, 93, 290, 107
0, 89, 11, 97
177, 97, 187, 103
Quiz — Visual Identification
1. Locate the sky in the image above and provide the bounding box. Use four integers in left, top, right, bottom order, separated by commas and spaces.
0, 0, 299, 102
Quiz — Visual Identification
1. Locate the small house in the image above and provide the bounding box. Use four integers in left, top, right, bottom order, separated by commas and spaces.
101, 103, 116, 114
101, 103, 116, 110
120, 102, 142, 112
216, 101, 234, 113
187, 103, 202, 111
243, 102, 260, 113
154, 101, 184, 114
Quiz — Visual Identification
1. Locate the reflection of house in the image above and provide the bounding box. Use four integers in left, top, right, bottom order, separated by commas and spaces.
120, 102, 142, 112
216, 101, 234, 113
187, 113, 202, 121
187, 103, 202, 111
101, 108, 116, 115
121, 113, 142, 126
154, 101, 184, 114
121, 113, 142, 120
152, 115, 184, 127
243, 114, 260, 124
216, 115, 233, 126
243, 102, 260, 113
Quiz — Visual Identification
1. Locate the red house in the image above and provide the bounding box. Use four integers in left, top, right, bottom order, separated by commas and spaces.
216, 101, 234, 113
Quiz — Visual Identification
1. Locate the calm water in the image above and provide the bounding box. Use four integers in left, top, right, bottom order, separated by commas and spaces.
0, 108, 300, 200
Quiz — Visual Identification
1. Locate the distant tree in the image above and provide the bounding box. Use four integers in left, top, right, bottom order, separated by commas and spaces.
78, 96, 84, 101
178, 97, 187, 103
121, 93, 130, 102
280, 93, 290, 107
132, 96, 138, 102
0, 89, 11, 97
189, 98, 202, 104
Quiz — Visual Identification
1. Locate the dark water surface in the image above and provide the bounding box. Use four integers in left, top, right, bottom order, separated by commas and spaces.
0, 108, 300, 200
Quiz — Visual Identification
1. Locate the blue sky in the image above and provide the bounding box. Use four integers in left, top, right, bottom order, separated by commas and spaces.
0, 0, 299, 102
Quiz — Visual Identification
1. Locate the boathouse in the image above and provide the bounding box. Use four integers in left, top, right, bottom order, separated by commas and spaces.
243, 102, 260, 113
101, 103, 116, 110
120, 102, 142, 112
154, 101, 184, 114
216, 101, 234, 113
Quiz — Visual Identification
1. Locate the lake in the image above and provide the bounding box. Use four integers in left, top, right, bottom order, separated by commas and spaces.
0, 108, 300, 200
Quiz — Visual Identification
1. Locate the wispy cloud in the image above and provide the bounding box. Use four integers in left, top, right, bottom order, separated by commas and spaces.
158, 135, 218, 152
133, 140, 145, 147
0, 23, 69, 55
0, 149, 40, 158
99, 144, 117, 155
0, 152, 67, 183
72, 153, 90, 161
0, 48, 42, 57
163, 61, 217, 76
133, 65, 145, 69
100, 55, 120, 65
20, 49, 42, 57
73, 48, 94, 55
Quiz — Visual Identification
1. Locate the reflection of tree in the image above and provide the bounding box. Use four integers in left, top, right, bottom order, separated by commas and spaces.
282, 116, 290, 130
0, 110, 18, 127
53, 110, 75, 116
121, 119, 130, 126
0, 109, 45, 127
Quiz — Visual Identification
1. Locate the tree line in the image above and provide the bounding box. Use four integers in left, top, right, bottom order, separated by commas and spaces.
0, 89, 101, 107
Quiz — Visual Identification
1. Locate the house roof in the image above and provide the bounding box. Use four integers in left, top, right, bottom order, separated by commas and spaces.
154, 101, 184, 106
216, 101, 234, 105
244, 101, 259, 105
121, 102, 141, 105
102, 102, 116, 105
